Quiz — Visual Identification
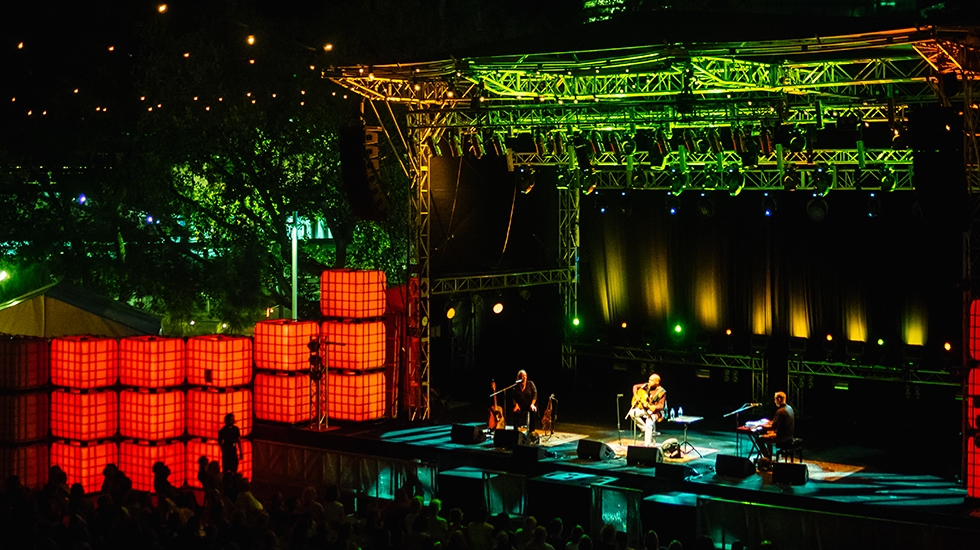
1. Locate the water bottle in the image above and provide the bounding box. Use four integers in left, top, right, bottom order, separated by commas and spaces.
669, 408, 676, 420
678, 406, 684, 418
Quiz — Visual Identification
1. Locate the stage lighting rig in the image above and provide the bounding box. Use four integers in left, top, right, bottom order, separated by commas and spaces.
697, 193, 715, 219
666, 194, 681, 216
516, 166, 535, 194
762, 193, 777, 217
814, 163, 833, 196
783, 165, 799, 191
725, 166, 744, 196
670, 167, 687, 195
881, 165, 897, 192
787, 126, 807, 153
807, 195, 829, 222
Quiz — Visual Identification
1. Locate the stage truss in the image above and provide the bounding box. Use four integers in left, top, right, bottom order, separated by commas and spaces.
328, 25, 980, 422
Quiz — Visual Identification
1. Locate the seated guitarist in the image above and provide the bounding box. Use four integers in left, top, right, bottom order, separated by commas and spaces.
629, 373, 666, 447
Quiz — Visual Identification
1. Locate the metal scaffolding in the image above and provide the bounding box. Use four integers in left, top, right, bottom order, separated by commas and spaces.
328, 25, 980, 422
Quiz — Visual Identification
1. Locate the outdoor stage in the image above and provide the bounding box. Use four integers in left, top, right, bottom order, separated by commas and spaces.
251, 408, 980, 548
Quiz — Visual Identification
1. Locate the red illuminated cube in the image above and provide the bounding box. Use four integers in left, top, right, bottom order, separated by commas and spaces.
0, 392, 48, 444
254, 372, 311, 423
119, 336, 185, 388
320, 270, 386, 318
185, 438, 252, 488
118, 439, 185, 493
328, 370, 385, 422
322, 320, 386, 371
51, 440, 117, 494
0, 336, 50, 390
51, 389, 117, 441
51, 336, 117, 389
186, 335, 252, 387
254, 320, 320, 371
186, 387, 251, 439
119, 389, 185, 440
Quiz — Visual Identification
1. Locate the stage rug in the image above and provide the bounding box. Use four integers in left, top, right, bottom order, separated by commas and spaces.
535, 432, 589, 447
804, 460, 864, 482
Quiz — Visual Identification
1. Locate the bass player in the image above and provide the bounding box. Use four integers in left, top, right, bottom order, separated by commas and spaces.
628, 373, 666, 447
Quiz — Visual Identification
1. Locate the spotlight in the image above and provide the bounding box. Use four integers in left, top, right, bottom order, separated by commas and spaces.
867, 193, 881, 218
669, 167, 687, 195
697, 193, 715, 219
787, 126, 806, 153
725, 166, 744, 196
517, 166, 535, 194
823, 334, 837, 360
446, 306, 456, 320
891, 126, 908, 150
807, 196, 828, 221
783, 165, 799, 191
762, 193, 777, 217
706, 127, 723, 155
666, 195, 681, 216
814, 163, 833, 196
470, 131, 485, 158
492, 301, 504, 314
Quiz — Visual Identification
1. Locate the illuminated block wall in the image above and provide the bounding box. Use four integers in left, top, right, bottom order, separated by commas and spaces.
322, 320, 386, 371
185, 438, 252, 488
186, 335, 252, 387
328, 371, 385, 422
51, 336, 118, 389
0, 392, 49, 444
254, 320, 320, 371
118, 440, 185, 493
0, 443, 49, 489
186, 388, 252, 439
51, 389, 117, 441
51, 441, 117, 494
119, 389, 185, 440
0, 336, 50, 390
969, 364, 980, 498
119, 336, 185, 388
254, 372, 310, 423
320, 269, 386, 318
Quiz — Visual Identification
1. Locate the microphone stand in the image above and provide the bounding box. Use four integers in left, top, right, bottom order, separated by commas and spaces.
723, 403, 756, 457
615, 394, 624, 444
491, 382, 521, 431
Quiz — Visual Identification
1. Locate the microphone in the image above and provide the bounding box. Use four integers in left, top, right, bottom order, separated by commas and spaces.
616, 393, 624, 398
515, 379, 523, 384
749, 403, 762, 407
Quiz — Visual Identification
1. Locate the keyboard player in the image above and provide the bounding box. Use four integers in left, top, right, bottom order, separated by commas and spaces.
757, 391, 795, 459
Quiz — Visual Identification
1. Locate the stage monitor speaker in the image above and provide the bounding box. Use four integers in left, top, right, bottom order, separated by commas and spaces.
494, 429, 530, 448
451, 424, 486, 445
626, 445, 663, 466
655, 463, 695, 481
513, 444, 547, 462
715, 454, 755, 478
577, 439, 616, 461
772, 462, 808, 486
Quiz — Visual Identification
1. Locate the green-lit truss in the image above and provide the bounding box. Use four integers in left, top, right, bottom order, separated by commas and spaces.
329, 25, 980, 421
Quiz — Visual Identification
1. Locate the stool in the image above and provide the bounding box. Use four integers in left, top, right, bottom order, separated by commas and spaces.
775, 438, 803, 463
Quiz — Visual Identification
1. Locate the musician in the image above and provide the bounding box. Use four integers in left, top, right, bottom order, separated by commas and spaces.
629, 373, 666, 446
759, 391, 795, 458
511, 369, 538, 430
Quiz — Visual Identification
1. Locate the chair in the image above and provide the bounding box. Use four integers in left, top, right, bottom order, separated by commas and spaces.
630, 409, 662, 445
775, 438, 804, 463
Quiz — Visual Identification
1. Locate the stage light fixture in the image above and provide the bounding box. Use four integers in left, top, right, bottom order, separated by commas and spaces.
516, 166, 536, 194
492, 301, 504, 315
787, 126, 807, 153
783, 165, 799, 191
725, 166, 744, 196
583, 172, 598, 195
426, 135, 442, 156
750, 334, 768, 354
621, 135, 637, 156
446, 306, 456, 320
881, 165, 897, 192
807, 196, 828, 222
534, 130, 550, 157
845, 340, 865, 362
902, 344, 923, 366
449, 131, 464, 157
823, 334, 837, 360
666, 195, 681, 216
891, 126, 908, 150
814, 163, 833, 196
867, 193, 881, 218
789, 337, 807, 357
669, 168, 687, 195
572, 318, 580, 326
762, 193, 776, 217
758, 128, 773, 156
470, 131, 485, 158
697, 193, 715, 219
707, 127, 723, 155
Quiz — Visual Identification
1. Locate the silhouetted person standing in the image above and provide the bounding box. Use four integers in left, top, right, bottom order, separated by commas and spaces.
218, 413, 242, 474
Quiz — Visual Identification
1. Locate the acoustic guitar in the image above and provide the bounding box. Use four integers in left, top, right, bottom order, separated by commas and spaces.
488, 380, 505, 430
631, 385, 666, 420
540, 394, 555, 433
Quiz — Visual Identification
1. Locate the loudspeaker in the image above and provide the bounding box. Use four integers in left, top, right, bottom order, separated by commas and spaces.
451, 424, 486, 445
512, 444, 547, 462
494, 429, 530, 448
577, 439, 616, 461
340, 124, 390, 222
772, 462, 808, 485
626, 445, 663, 466
715, 454, 755, 478
655, 463, 695, 481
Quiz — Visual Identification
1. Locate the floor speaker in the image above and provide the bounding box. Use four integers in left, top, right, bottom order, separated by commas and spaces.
577, 439, 616, 461
655, 463, 695, 481
513, 444, 547, 462
494, 429, 530, 448
715, 454, 755, 478
772, 462, 809, 485
451, 424, 486, 445
626, 445, 663, 466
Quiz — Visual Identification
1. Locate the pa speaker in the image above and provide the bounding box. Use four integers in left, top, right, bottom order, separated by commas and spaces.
715, 454, 755, 478
655, 463, 694, 481
772, 462, 808, 485
626, 445, 663, 466
451, 424, 486, 445
513, 444, 547, 462
494, 429, 530, 448
577, 439, 616, 461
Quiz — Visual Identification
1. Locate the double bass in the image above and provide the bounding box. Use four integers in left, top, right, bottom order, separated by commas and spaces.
540, 394, 555, 434
488, 380, 505, 430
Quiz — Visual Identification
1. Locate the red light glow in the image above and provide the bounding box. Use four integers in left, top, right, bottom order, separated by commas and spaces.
328, 371, 385, 422
186, 388, 252, 439
51, 336, 118, 389
322, 320, 386, 371
51, 441, 116, 494
0, 336, 50, 390
119, 336, 185, 388
119, 389, 185, 440
254, 319, 320, 371
119, 440, 185, 492
320, 270, 387, 318
186, 335, 252, 387
51, 389, 117, 441
254, 372, 311, 423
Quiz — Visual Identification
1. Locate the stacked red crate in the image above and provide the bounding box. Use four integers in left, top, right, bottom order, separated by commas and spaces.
252, 320, 318, 424
49, 337, 118, 491
320, 270, 388, 422
185, 335, 252, 481
117, 336, 186, 491
0, 336, 51, 488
